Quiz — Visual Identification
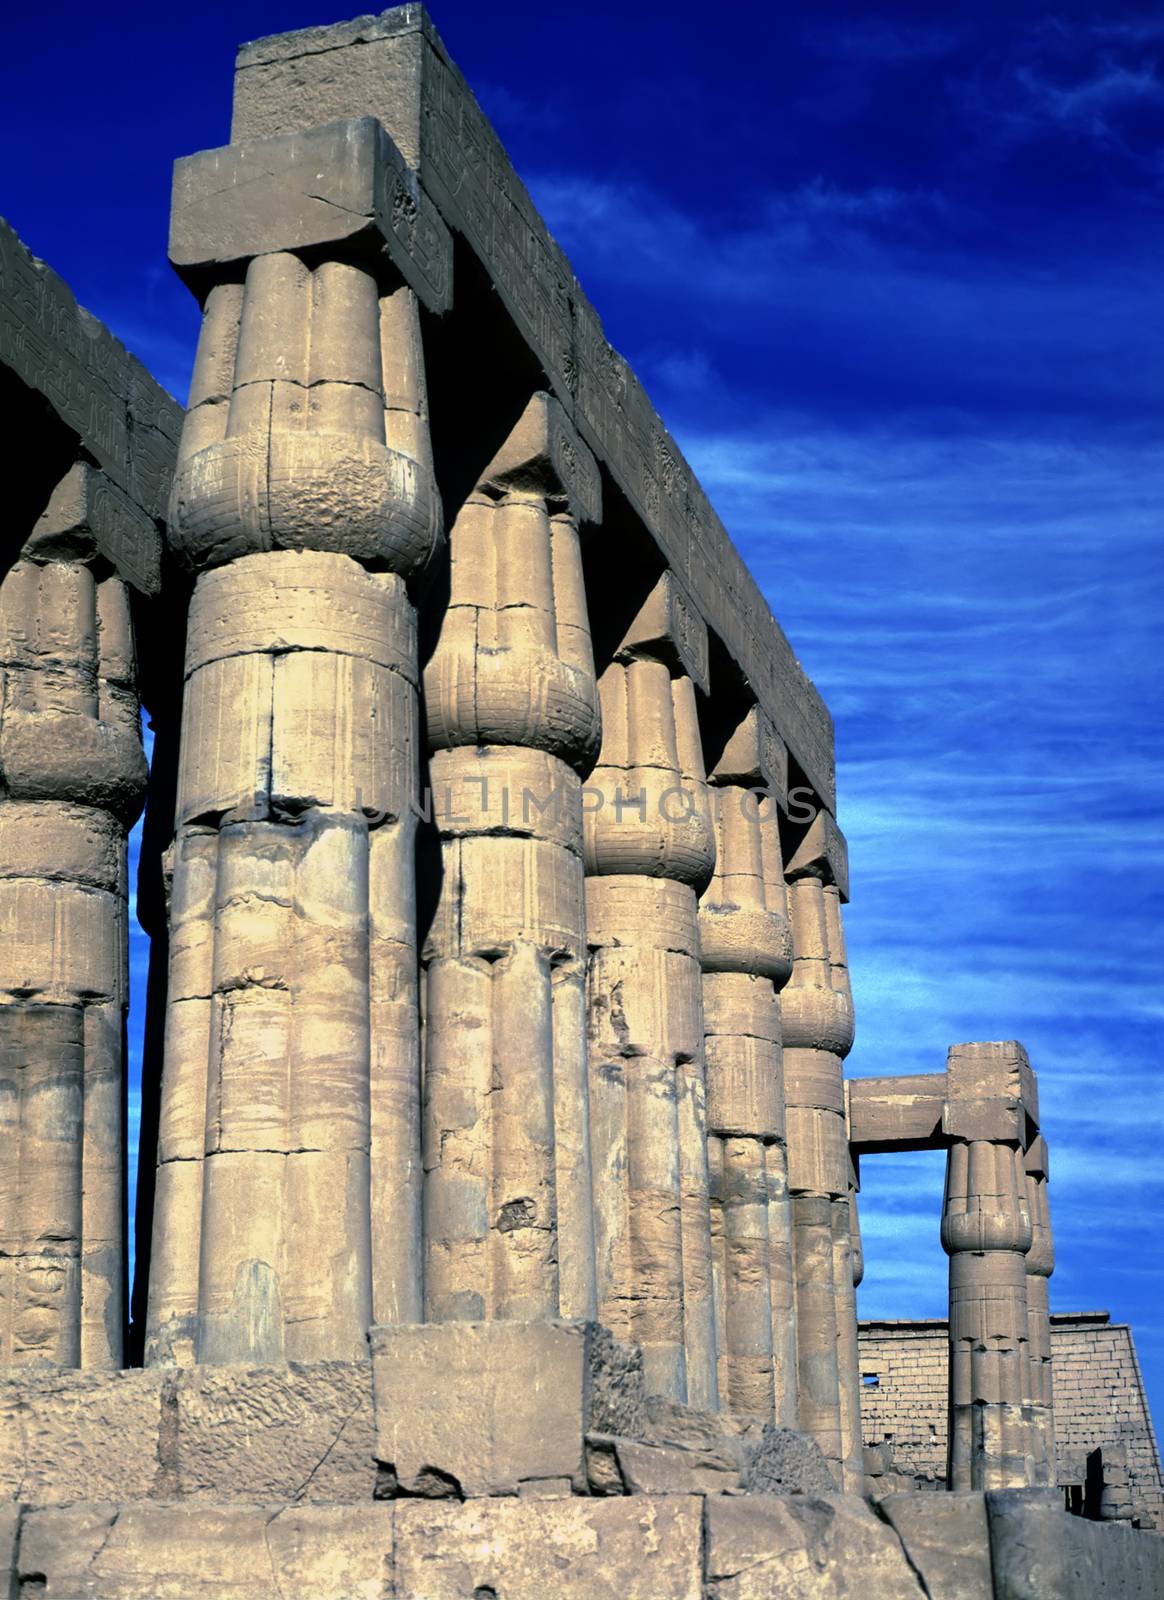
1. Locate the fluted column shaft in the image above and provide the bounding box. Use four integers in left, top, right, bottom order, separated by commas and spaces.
942, 1137, 1034, 1490
146, 251, 441, 1365
699, 711, 796, 1424
0, 527, 145, 1369
420, 395, 601, 1323
585, 579, 717, 1405
780, 853, 855, 1485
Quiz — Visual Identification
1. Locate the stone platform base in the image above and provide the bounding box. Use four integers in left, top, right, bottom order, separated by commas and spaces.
3, 1489, 1163, 1598
3, 1328, 1161, 1596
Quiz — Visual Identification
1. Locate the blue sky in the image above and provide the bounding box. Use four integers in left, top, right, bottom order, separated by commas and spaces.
2, 2, 1161, 1427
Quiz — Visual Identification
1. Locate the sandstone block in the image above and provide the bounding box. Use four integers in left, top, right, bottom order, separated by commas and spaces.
0, 1371, 163, 1503
704, 1493, 925, 1598
0, 1363, 379, 1508
172, 1363, 376, 1502
14, 1502, 393, 1599
986, 1486, 1164, 1597
369, 1320, 643, 1497
944, 1041, 1038, 1144
877, 1491, 993, 1600
394, 1495, 704, 1599
617, 570, 709, 692
785, 811, 849, 901
171, 116, 452, 314
480, 390, 601, 524
712, 705, 789, 810
0, 218, 180, 531
601, 1436, 740, 1494
25, 460, 161, 595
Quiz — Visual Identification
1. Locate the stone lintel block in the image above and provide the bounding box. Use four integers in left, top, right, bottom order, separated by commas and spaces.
785, 809, 850, 901
711, 704, 789, 810
170, 116, 452, 314
985, 1487, 1164, 1598
369, 1319, 644, 1498
877, 1491, 993, 1600
395, 1495, 704, 1599
846, 1074, 947, 1154
26, 460, 161, 595
704, 1493, 926, 1599
479, 391, 601, 523
1024, 1133, 1049, 1180
943, 1041, 1038, 1145
617, 571, 709, 693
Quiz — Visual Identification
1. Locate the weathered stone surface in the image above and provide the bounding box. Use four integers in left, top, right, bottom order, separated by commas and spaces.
0, 1502, 21, 1576
0, 1363, 375, 1507
586, 1405, 834, 1499
878, 1491, 994, 1600
0, 1368, 163, 1503
171, 117, 452, 313
846, 1074, 947, 1155
394, 1495, 704, 1599
785, 811, 849, 902
943, 1041, 1038, 1145
13, 1502, 393, 1599
704, 1493, 925, 1598
371, 1319, 621, 1496
986, 1487, 1164, 1598
740, 1424, 838, 1496
29, 460, 162, 596
173, 1363, 376, 1502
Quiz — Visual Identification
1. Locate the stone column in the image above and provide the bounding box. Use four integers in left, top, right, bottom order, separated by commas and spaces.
698, 707, 797, 1423
584, 573, 718, 1406
145, 247, 441, 1365
834, 1175, 864, 1489
420, 394, 601, 1323
781, 813, 855, 1484
1023, 1135, 1055, 1486
0, 466, 148, 1368
942, 1136, 1033, 1490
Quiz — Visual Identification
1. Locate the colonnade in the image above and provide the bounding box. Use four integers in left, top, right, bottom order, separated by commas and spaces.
0, 78, 1057, 1503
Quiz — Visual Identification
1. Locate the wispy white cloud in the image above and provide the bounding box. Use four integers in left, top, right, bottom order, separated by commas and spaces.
945, 17, 1164, 156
